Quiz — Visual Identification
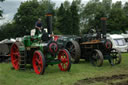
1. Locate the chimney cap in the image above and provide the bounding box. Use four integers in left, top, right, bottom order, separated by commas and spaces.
46, 13, 52, 16
101, 17, 107, 21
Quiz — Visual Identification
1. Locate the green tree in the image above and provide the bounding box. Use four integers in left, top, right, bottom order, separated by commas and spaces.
81, 0, 119, 34
107, 1, 126, 33
0, 0, 56, 40
14, 0, 40, 36
0, 0, 4, 17
63, 0, 70, 10
38, 0, 55, 27
63, 8, 72, 34
81, 0, 101, 32
124, 2, 128, 15
70, 1, 80, 35
123, 2, 128, 30
14, 0, 55, 36
56, 3, 66, 34
56, 0, 81, 35
0, 22, 17, 40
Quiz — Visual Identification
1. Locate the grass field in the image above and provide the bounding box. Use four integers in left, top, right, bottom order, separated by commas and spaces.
0, 53, 128, 85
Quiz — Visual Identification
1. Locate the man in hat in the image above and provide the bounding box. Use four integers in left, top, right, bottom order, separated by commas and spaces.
35, 18, 43, 35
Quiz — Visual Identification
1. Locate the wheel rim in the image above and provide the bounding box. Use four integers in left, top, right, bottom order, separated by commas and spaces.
92, 52, 101, 66
11, 43, 20, 70
110, 49, 121, 64
32, 51, 43, 74
58, 50, 70, 71
91, 50, 103, 67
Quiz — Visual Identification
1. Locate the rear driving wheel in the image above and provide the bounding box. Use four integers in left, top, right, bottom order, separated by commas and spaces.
90, 49, 104, 67
11, 43, 20, 70
58, 49, 71, 71
65, 40, 81, 63
11, 42, 26, 70
32, 51, 45, 75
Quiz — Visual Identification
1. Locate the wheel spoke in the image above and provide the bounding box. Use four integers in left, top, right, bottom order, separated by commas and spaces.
13, 45, 17, 50
65, 62, 68, 67
36, 58, 41, 64
91, 50, 103, 67
15, 63, 19, 68
70, 48, 75, 52
38, 64, 43, 72
65, 58, 68, 62
62, 63, 64, 67
13, 53, 20, 56
69, 45, 73, 50
110, 49, 121, 65
13, 59, 18, 64
62, 53, 65, 58
70, 52, 75, 57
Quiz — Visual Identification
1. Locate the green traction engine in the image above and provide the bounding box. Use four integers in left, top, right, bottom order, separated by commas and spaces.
10, 14, 71, 75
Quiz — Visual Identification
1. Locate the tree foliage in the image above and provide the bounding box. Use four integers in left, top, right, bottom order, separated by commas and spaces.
70, 1, 80, 35
14, 0, 40, 35
56, 3, 66, 34
0, 0, 56, 40
1, 0, 128, 40
81, 0, 128, 34
0, 0, 4, 17
56, 0, 80, 35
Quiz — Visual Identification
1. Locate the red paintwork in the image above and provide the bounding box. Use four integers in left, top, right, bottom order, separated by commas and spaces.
11, 43, 20, 70
58, 50, 70, 71
105, 41, 112, 49
54, 35, 59, 41
32, 51, 43, 74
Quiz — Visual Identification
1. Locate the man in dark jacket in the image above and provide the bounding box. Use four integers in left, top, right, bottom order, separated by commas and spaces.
35, 18, 43, 35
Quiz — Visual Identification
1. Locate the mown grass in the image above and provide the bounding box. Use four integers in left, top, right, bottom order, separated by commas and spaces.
0, 53, 128, 85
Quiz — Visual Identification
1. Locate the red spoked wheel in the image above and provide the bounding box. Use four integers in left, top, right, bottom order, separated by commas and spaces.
58, 49, 71, 71
11, 43, 20, 70
32, 50, 45, 75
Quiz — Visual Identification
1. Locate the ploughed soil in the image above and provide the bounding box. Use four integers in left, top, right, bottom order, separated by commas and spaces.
74, 74, 128, 85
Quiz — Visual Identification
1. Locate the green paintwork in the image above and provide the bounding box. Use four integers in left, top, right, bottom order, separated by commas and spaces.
19, 46, 25, 51
21, 34, 61, 65
23, 36, 32, 47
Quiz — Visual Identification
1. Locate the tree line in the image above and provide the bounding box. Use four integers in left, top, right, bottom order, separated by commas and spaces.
0, 0, 128, 40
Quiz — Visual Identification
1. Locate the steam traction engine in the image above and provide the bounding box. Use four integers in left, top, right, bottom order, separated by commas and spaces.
58, 18, 121, 66
10, 14, 71, 75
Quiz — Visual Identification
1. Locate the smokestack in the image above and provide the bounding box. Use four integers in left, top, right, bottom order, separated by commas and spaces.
101, 17, 107, 39
46, 13, 52, 34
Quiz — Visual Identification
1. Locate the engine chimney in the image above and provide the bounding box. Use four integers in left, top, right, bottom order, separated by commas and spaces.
101, 17, 107, 39
46, 13, 52, 35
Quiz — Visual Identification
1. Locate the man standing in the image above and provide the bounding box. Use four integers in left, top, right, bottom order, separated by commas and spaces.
35, 18, 43, 35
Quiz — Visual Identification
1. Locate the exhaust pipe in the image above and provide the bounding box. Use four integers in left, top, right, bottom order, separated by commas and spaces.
46, 13, 52, 35
101, 17, 107, 39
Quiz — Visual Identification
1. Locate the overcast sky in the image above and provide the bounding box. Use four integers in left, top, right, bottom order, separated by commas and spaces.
0, 0, 127, 25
